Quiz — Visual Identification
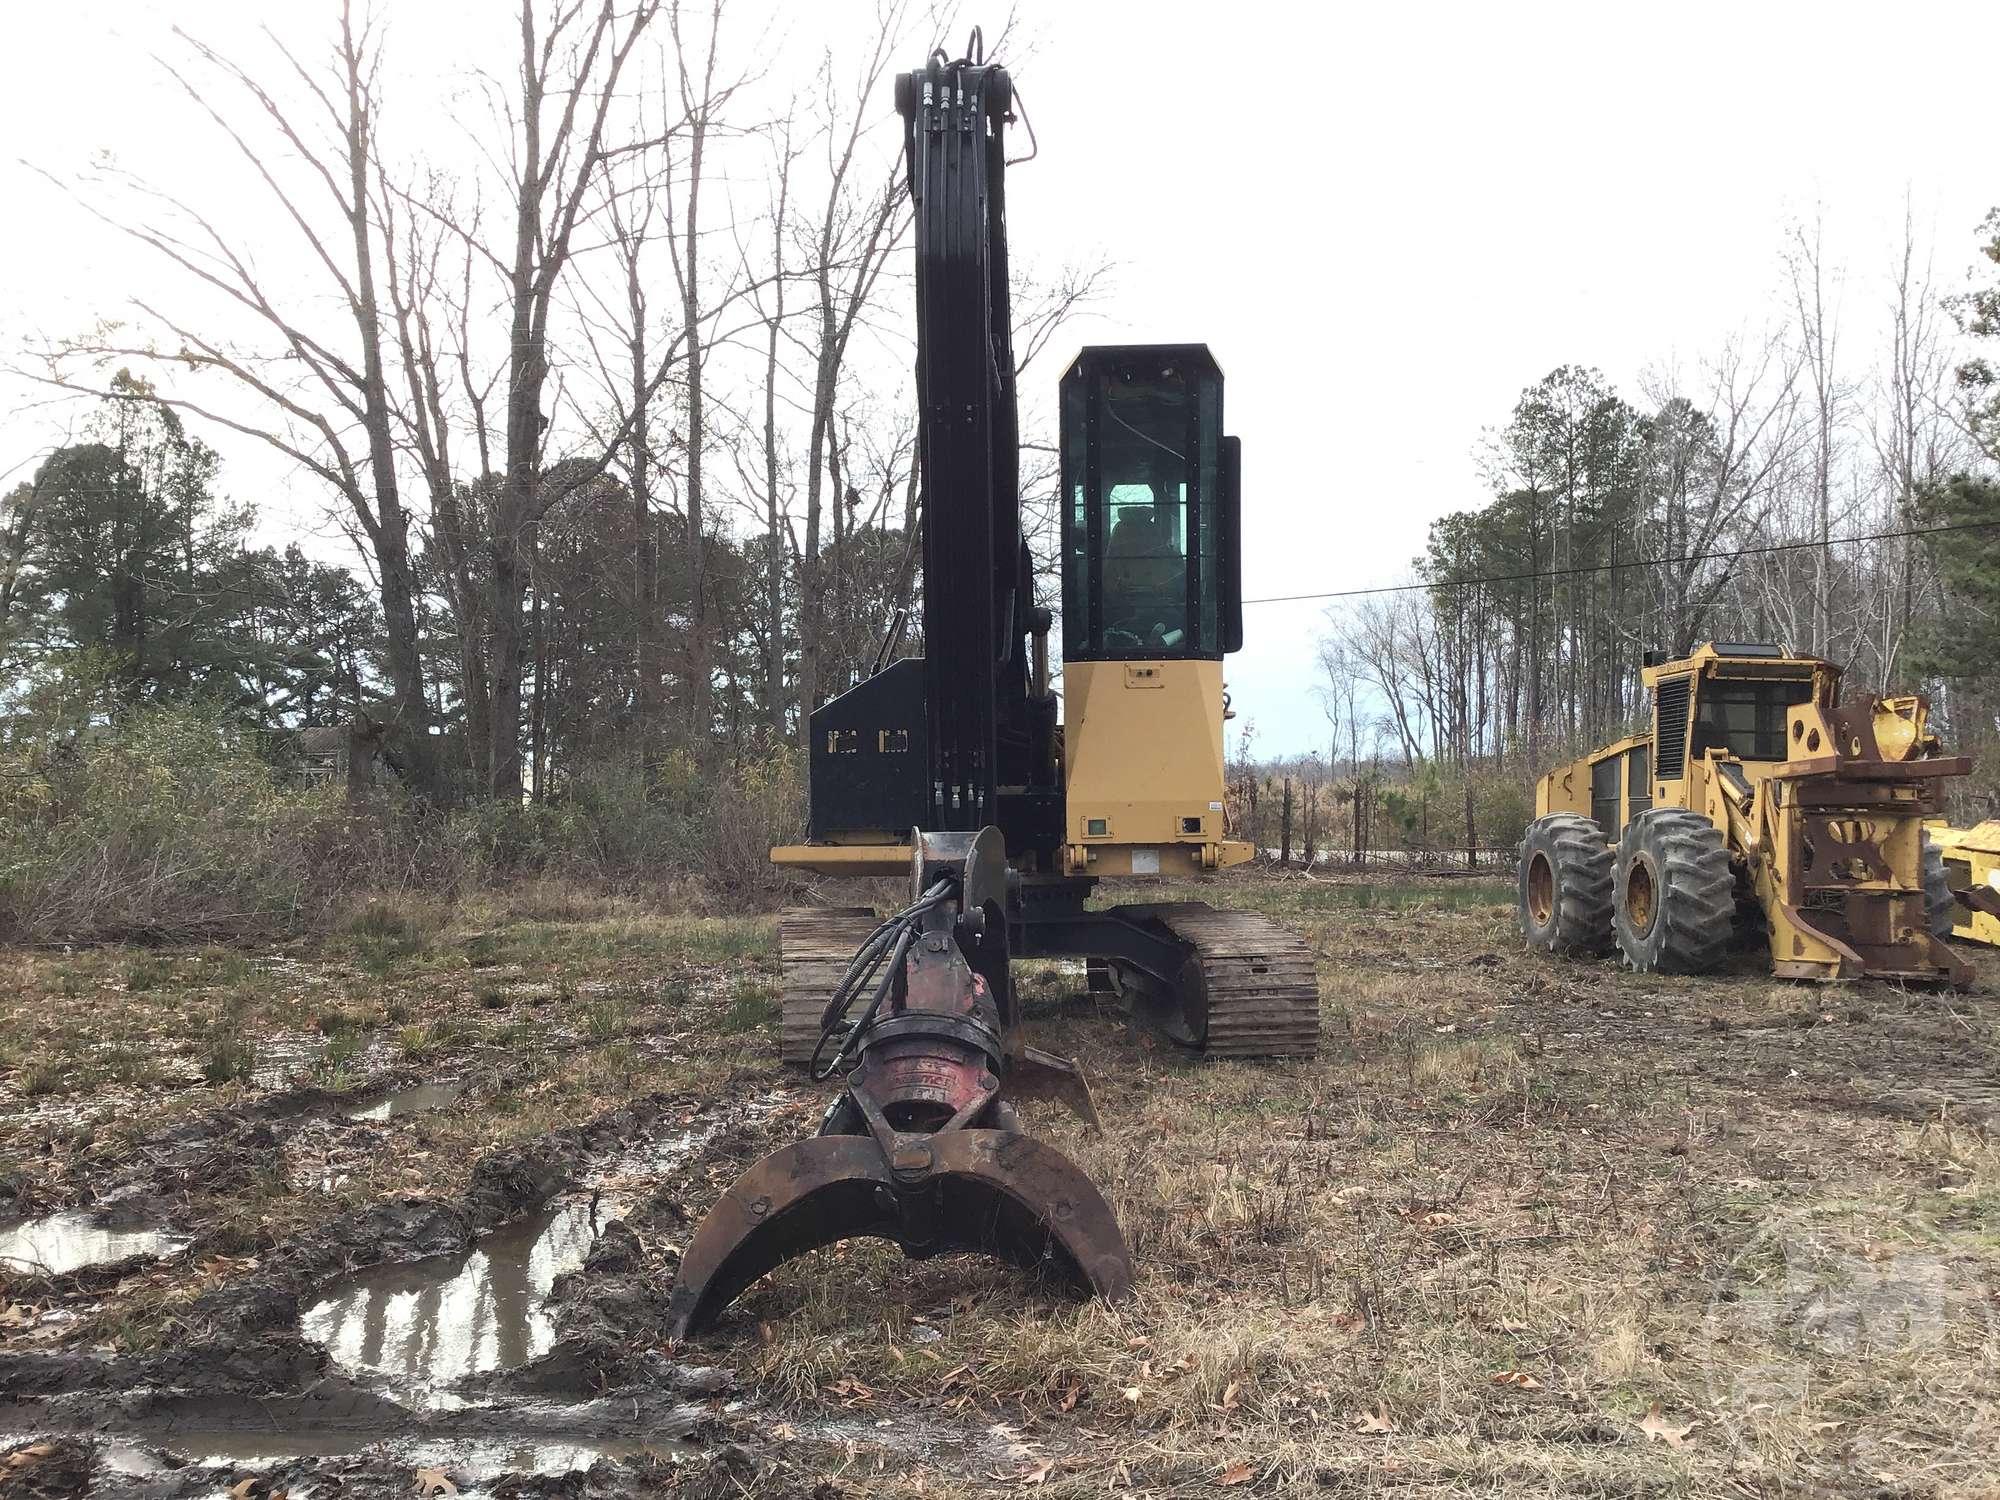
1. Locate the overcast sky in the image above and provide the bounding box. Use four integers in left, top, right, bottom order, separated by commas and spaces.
5, 0, 1999, 755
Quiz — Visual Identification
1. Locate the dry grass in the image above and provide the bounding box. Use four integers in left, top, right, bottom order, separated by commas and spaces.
721, 874, 2000, 1496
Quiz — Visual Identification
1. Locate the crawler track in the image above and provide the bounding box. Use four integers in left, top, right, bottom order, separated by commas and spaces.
778, 907, 881, 1067
778, 902, 1320, 1066
1155, 904, 1321, 1059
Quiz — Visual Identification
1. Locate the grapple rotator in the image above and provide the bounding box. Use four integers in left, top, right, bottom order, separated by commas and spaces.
665, 830, 1133, 1339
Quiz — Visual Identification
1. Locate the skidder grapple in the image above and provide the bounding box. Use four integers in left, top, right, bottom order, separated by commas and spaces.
1519, 642, 1974, 983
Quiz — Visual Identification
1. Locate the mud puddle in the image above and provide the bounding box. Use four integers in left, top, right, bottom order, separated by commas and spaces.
345, 1081, 463, 1122
582, 1119, 718, 1189
103, 1430, 680, 1473
0, 1209, 189, 1277
791, 1410, 1045, 1468
576, 1089, 795, 1190
300, 1194, 625, 1400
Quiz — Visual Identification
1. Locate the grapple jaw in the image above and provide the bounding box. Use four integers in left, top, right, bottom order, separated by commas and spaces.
666, 827, 1134, 1340
664, 1129, 1132, 1339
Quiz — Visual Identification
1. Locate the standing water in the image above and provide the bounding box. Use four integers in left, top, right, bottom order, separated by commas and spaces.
344, 1081, 464, 1121
0, 1210, 190, 1276
300, 1196, 619, 1397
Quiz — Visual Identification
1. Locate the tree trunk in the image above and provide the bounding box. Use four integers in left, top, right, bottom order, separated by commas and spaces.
682, 136, 711, 754
1280, 778, 1293, 868
338, 3, 429, 785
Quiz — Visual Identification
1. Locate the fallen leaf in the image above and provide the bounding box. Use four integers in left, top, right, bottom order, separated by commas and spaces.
1639, 1401, 1695, 1450
1122, 1385, 1143, 1403
1125, 1335, 1150, 1348
1057, 1382, 1082, 1412
1810, 1420, 1845, 1435
1490, 1370, 1542, 1389
1015, 1458, 1056, 1485
6, 1444, 56, 1471
413, 1466, 458, 1496
1219, 1379, 1242, 1411
229, 1481, 261, 1500
1354, 1401, 1396, 1434
1217, 1460, 1257, 1486
1494, 1317, 1529, 1333
0, 1304, 35, 1329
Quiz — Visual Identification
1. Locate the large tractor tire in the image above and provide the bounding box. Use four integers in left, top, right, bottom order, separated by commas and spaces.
1921, 831, 1955, 940
1518, 814, 1615, 956
1613, 809, 1734, 974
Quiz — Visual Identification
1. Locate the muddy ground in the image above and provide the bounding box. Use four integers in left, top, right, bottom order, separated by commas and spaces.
1, 875, 1996, 1498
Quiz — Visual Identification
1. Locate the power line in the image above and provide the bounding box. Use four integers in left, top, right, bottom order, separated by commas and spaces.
1243, 517, 2000, 607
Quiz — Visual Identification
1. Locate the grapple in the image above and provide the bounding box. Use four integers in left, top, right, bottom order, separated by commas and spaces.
666, 830, 1133, 1339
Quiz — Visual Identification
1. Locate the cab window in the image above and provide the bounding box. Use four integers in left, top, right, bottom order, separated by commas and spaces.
1692, 678, 1813, 761
1061, 351, 1223, 661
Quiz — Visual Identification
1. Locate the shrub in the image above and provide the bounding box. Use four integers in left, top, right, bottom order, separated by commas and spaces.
435, 745, 805, 900
0, 704, 384, 944
0, 708, 809, 944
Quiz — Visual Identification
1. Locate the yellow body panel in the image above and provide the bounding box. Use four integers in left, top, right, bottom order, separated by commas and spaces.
1060, 658, 1250, 877
1535, 733, 1649, 825
1928, 819, 2000, 946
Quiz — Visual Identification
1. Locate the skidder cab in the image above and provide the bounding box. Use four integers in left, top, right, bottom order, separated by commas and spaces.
1519, 642, 1975, 983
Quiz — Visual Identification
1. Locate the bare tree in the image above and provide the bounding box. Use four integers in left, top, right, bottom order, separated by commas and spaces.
1786, 213, 1847, 658
36, 4, 433, 775
1870, 200, 1967, 671
476, 0, 660, 798
659, 0, 717, 753
1638, 329, 1803, 655
790, 8, 915, 721
736, 114, 804, 736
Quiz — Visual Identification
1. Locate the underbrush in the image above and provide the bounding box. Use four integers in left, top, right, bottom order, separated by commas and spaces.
446, 748, 803, 904
0, 707, 808, 946
0, 707, 385, 945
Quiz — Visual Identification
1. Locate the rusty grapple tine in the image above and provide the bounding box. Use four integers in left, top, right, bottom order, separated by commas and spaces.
665, 1129, 1133, 1340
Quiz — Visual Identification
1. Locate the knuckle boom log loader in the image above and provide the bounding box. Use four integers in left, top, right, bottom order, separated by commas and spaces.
665, 40, 1317, 1339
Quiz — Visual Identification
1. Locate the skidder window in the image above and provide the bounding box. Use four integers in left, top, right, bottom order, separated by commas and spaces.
1693, 679, 1813, 761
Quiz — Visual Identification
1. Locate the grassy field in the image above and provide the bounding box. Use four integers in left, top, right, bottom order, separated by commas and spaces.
1, 871, 1996, 1497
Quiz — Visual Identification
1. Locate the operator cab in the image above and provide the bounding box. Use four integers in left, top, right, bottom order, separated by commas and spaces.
1060, 346, 1242, 661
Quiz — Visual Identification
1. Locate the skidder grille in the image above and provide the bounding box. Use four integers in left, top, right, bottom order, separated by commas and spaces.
1655, 676, 1691, 779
